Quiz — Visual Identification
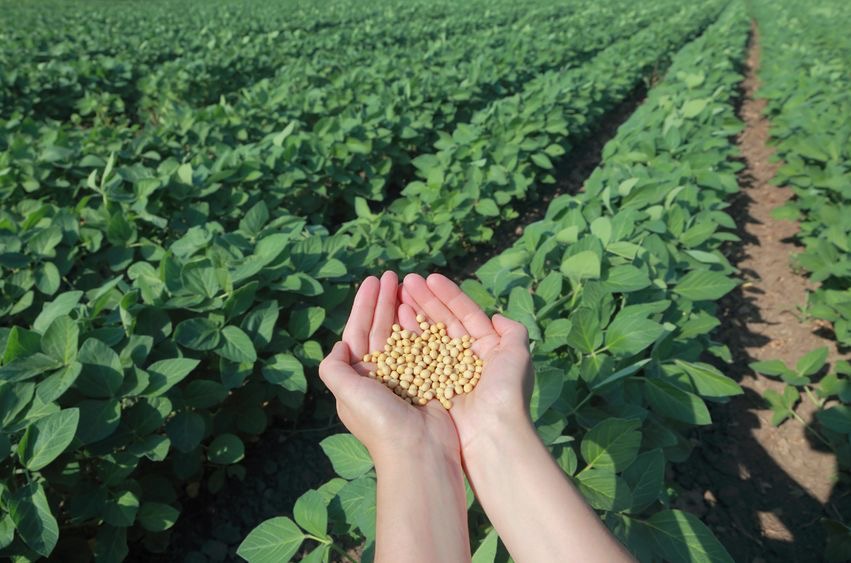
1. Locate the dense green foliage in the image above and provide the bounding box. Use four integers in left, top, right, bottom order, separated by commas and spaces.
750, 0, 851, 557
243, 3, 749, 561
6, 0, 838, 560
757, 0, 851, 349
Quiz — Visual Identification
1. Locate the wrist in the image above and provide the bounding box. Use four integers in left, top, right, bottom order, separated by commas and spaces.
371, 432, 461, 474
461, 409, 538, 465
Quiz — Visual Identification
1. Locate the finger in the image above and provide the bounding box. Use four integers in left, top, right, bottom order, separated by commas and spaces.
492, 314, 530, 349
426, 273, 496, 339
318, 341, 356, 396
398, 303, 421, 333
342, 276, 380, 359
402, 273, 467, 338
369, 271, 398, 352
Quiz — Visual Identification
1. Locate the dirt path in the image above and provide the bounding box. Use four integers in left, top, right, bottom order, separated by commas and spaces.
672, 24, 847, 562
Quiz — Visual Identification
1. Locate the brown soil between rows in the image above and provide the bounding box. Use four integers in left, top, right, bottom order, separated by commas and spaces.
672, 23, 848, 562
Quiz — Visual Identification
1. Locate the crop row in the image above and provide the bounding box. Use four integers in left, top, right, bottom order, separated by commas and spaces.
0, 1, 746, 561
239, 2, 751, 561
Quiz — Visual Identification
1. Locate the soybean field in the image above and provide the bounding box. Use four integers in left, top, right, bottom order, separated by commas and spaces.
0, 0, 849, 561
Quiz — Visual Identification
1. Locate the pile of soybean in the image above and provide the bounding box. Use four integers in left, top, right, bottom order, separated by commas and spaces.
363, 315, 484, 409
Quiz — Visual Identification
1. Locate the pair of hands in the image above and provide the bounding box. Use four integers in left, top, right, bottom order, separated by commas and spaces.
319, 272, 534, 461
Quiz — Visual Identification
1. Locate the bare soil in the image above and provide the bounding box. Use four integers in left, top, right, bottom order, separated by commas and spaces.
672, 24, 849, 562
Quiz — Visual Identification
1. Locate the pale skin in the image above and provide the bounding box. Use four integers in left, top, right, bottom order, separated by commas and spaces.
319, 271, 635, 563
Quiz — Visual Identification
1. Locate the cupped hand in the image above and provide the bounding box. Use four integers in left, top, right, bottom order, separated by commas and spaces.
318, 271, 460, 459
397, 273, 534, 451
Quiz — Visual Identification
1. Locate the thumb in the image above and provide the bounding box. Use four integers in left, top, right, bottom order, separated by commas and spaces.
318, 341, 355, 396
492, 314, 529, 349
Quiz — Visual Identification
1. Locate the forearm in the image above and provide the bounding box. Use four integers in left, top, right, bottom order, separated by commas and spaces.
463, 415, 634, 563
373, 442, 471, 563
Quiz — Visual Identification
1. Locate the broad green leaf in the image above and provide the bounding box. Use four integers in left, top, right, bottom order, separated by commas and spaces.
674, 360, 742, 398
817, 405, 851, 434
673, 270, 737, 301
529, 364, 564, 421
575, 468, 632, 512
18, 408, 80, 471
681, 98, 709, 118
289, 307, 325, 340
166, 411, 206, 452
208, 433, 245, 464
262, 354, 307, 393
145, 358, 200, 396
174, 317, 221, 351
796, 347, 828, 377
8, 482, 59, 557
561, 250, 601, 280
237, 517, 304, 563
103, 490, 139, 527
566, 308, 602, 354
217, 326, 257, 364
645, 378, 711, 425
605, 313, 664, 356
764, 386, 800, 426
33, 291, 83, 333
580, 418, 642, 471
41, 315, 79, 365
623, 449, 665, 512
77, 338, 123, 397
320, 434, 373, 479
75, 399, 121, 444
138, 502, 180, 532
0, 353, 62, 382
603, 265, 651, 293
642, 509, 733, 563
294, 489, 328, 538
94, 525, 128, 563
3, 326, 42, 363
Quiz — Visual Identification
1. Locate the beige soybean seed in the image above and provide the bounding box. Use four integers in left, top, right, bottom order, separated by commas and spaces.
463, 383, 473, 393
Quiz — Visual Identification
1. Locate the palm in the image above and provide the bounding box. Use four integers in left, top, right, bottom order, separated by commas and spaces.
333, 272, 459, 454
397, 273, 533, 450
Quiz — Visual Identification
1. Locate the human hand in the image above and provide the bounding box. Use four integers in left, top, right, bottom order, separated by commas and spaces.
397, 273, 535, 451
318, 272, 460, 460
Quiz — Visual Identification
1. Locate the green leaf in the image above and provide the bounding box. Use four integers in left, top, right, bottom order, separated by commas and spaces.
561, 250, 601, 280
208, 433, 245, 464
289, 307, 325, 340
103, 489, 139, 527
472, 528, 499, 563
605, 313, 664, 356
319, 434, 373, 479
681, 98, 708, 118
217, 326, 257, 364
77, 338, 123, 397
796, 347, 828, 377
475, 199, 500, 217
817, 405, 851, 434
145, 358, 200, 396
262, 354, 307, 393
566, 308, 602, 354
94, 525, 128, 563
623, 449, 665, 512
41, 315, 78, 365
749, 359, 791, 377
75, 399, 121, 444
294, 490, 328, 538
529, 364, 564, 421
581, 418, 642, 471
8, 482, 59, 557
645, 378, 711, 425
18, 408, 80, 471
33, 291, 83, 333
174, 317, 221, 351
237, 517, 304, 563
3, 326, 42, 363
673, 270, 737, 301
642, 509, 733, 563
674, 360, 742, 398
764, 386, 800, 426
166, 411, 206, 453
138, 502, 180, 532
603, 265, 651, 293
575, 468, 632, 512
